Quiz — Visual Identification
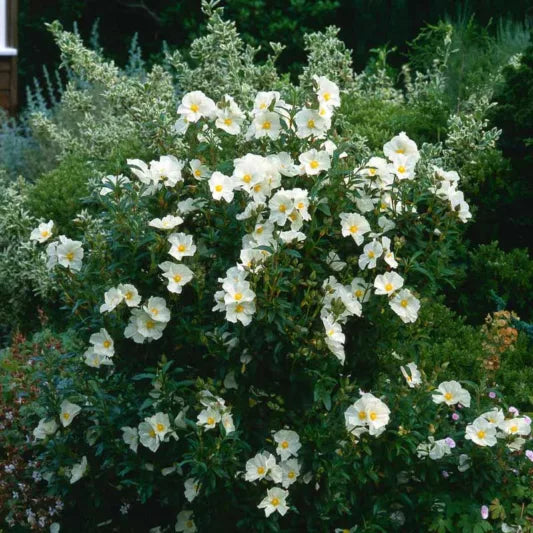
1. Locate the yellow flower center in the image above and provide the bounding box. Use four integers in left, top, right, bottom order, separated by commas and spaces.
398, 165, 406, 174
510, 425, 518, 433
207, 417, 215, 425
190, 103, 199, 112
310, 160, 319, 169
243, 174, 251, 183
66, 252, 74, 261
355, 289, 363, 298
149, 429, 156, 438
257, 466, 265, 475
253, 184, 262, 192
178, 244, 186, 252
307, 119, 315, 129
477, 430, 486, 439
235, 304, 244, 313
125, 291, 133, 300
234, 292, 243, 301
151, 308, 159, 316
407, 375, 412, 381
323, 92, 331, 101
395, 148, 405, 154
259, 102, 267, 109
145, 320, 155, 330
358, 411, 366, 420
444, 392, 453, 401
224, 118, 233, 126
400, 299, 408, 308
62, 412, 70, 420
349, 225, 358, 234
262, 121, 271, 130
281, 441, 289, 449
288, 471, 295, 479
41, 230, 49, 237
368, 251, 375, 258
194, 169, 201, 177
279, 204, 286, 213
156, 423, 165, 432
256, 226, 263, 234
369, 412, 377, 421
384, 283, 393, 292
369, 168, 377, 176
186, 521, 193, 529
103, 340, 111, 348
289, 212, 298, 221
297, 202, 305, 209
271, 497, 280, 506
327, 329, 334, 337
173, 274, 182, 283
215, 184, 223, 192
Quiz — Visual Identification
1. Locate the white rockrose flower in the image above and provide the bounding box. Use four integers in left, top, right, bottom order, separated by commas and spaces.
258, 487, 289, 517
215, 94, 245, 135
56, 236, 84, 271
196, 407, 221, 431
373, 272, 404, 296
69, 456, 88, 484
432, 380, 471, 407
499, 418, 531, 437
273, 429, 302, 460
177, 91, 216, 123
99, 287, 124, 313
209, 171, 235, 202
189, 159, 210, 180
280, 458, 300, 488
388, 153, 417, 180
269, 189, 295, 226
124, 309, 167, 343
117, 283, 141, 307
159, 262, 194, 294
143, 296, 171, 323
252, 91, 281, 114
59, 400, 81, 427
248, 111, 282, 140
400, 362, 422, 388
381, 236, 398, 268
83, 347, 113, 368
151, 155, 185, 187
345, 393, 390, 437
313, 75, 341, 109
184, 478, 201, 502
389, 289, 420, 323
339, 213, 371, 245
358, 240, 383, 270
479, 408, 505, 427
138, 421, 160, 452
294, 108, 328, 139
383, 132, 420, 165
221, 412, 235, 434
275, 152, 300, 177
89, 328, 115, 357
168, 233, 196, 261
30, 220, 54, 243
465, 418, 497, 447
99, 174, 130, 195
149, 215, 184, 230
33, 418, 58, 440
175, 510, 196, 533
245, 452, 281, 483
350, 277, 371, 303
121, 426, 139, 453
298, 148, 331, 175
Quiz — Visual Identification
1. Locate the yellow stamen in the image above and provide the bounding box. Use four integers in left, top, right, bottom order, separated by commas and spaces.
281, 441, 289, 449
173, 274, 182, 283
400, 299, 408, 308
156, 423, 165, 432
207, 417, 215, 425
384, 283, 393, 292
190, 103, 199, 113
103, 340, 111, 349
262, 121, 271, 130
224, 118, 233, 126
243, 174, 251, 183
178, 244, 186, 252
444, 392, 453, 401
477, 430, 486, 439
310, 160, 319, 169
215, 184, 223, 192
271, 497, 280, 506
307, 119, 315, 129
257, 466, 265, 475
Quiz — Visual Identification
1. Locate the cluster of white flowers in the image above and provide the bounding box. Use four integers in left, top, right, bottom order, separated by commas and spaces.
196, 390, 235, 435
400, 362, 422, 388
100, 284, 141, 313
466, 409, 531, 448
83, 327, 115, 367
38, 233, 84, 272
121, 412, 177, 453
213, 266, 256, 326
128, 155, 185, 194
33, 400, 81, 441
244, 429, 302, 517
430, 167, 472, 223
344, 393, 391, 439
416, 436, 455, 460
124, 296, 171, 344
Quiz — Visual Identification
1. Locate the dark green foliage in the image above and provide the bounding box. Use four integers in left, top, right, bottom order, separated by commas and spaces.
489, 41, 533, 251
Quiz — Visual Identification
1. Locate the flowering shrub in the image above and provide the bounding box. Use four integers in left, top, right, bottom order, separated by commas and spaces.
1, 4, 532, 532
11, 52, 532, 531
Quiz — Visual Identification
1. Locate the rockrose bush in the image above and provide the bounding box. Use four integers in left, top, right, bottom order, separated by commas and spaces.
5, 5, 532, 530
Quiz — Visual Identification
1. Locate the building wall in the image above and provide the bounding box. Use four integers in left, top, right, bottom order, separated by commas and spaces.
0, 0, 17, 114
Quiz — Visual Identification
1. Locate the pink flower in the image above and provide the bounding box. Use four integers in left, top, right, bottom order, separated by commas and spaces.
481, 505, 489, 520
525, 450, 533, 462
509, 406, 519, 416
488, 391, 496, 399
451, 413, 460, 421
445, 437, 456, 448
